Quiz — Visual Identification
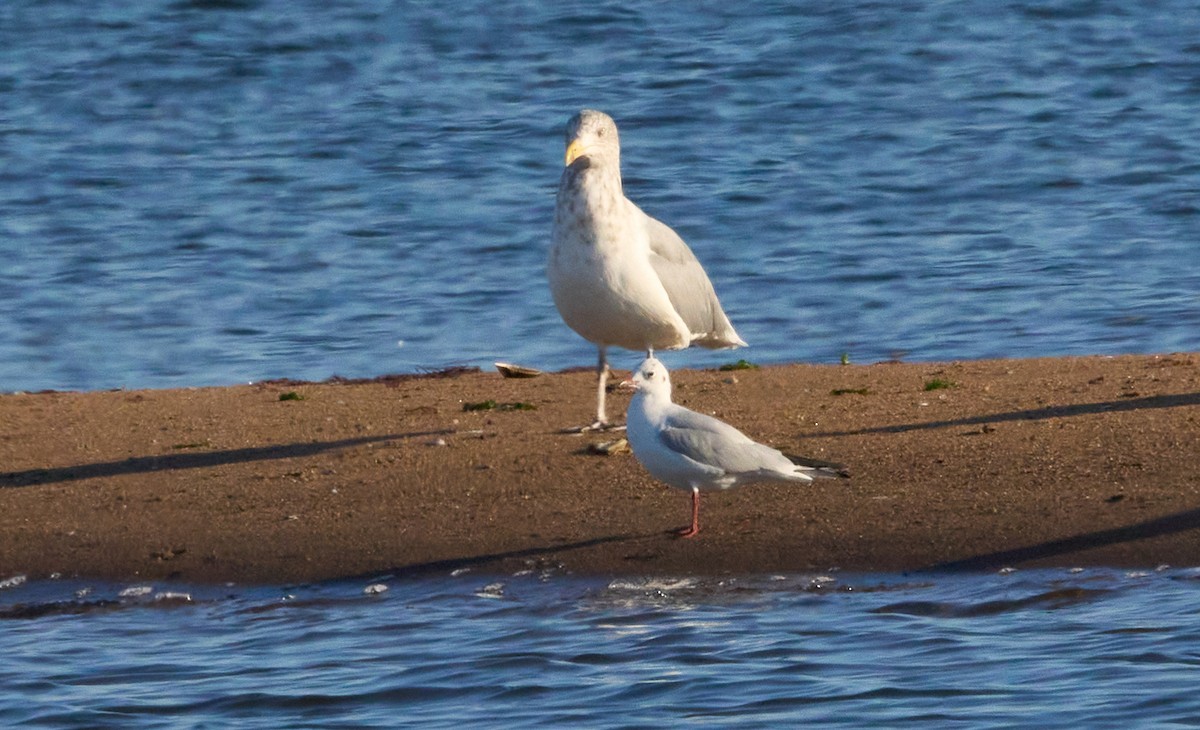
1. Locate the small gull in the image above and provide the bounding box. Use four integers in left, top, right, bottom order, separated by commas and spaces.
624, 357, 846, 538
548, 109, 745, 431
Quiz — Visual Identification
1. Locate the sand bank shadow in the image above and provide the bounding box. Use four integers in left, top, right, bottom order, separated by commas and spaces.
811, 392, 1200, 438
374, 531, 663, 578
931, 506, 1200, 571
0, 430, 452, 488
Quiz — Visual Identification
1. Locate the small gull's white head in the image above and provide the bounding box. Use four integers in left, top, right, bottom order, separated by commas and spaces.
630, 356, 672, 399
563, 109, 621, 168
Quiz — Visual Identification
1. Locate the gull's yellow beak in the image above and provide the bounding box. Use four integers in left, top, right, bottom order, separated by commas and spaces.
564, 139, 584, 166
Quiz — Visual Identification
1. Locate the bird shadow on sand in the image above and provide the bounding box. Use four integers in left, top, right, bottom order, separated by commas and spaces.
808, 391, 1200, 438
929, 505, 1200, 572
0, 431, 453, 488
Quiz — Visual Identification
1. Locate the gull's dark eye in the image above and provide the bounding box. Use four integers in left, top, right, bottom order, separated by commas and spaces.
596, 127, 606, 137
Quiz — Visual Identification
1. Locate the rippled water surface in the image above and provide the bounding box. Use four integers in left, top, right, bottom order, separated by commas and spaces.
4, 3, 1200, 726
2, 0, 1198, 391
4, 569, 1200, 728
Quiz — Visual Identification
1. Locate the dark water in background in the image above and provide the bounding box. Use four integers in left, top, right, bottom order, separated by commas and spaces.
4, 568, 1200, 728
2, 0, 1198, 391
4, 3, 1200, 726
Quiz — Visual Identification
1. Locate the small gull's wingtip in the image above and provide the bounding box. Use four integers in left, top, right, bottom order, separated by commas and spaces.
786, 454, 851, 479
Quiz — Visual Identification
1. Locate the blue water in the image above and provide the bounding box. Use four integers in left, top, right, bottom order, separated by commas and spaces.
4, 568, 1200, 728
2, 0, 1198, 392
4, 1, 1200, 725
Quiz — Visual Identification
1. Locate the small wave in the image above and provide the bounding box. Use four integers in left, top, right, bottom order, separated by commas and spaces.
870, 587, 1111, 618
0, 575, 27, 590
475, 582, 506, 599
606, 577, 698, 593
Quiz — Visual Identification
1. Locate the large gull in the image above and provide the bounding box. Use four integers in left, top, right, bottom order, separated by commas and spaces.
548, 109, 745, 431
625, 357, 846, 538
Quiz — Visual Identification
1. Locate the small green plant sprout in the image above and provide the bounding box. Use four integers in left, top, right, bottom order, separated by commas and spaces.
719, 359, 759, 371
462, 400, 537, 412
279, 391, 305, 401
840, 352, 851, 365
923, 378, 956, 391
830, 387, 871, 396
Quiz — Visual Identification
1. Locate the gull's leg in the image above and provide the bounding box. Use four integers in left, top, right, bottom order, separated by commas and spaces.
594, 345, 609, 427
678, 488, 701, 538
565, 346, 624, 433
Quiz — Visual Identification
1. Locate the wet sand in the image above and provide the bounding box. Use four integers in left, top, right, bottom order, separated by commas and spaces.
2, 353, 1198, 584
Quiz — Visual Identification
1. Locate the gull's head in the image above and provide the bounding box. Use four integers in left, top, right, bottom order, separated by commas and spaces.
563, 109, 621, 168
630, 356, 671, 398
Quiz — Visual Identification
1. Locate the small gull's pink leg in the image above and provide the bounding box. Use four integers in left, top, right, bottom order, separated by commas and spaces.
678, 488, 700, 538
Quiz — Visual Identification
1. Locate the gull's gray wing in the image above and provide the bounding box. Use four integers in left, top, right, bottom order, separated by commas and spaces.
656, 406, 794, 476
639, 209, 746, 348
